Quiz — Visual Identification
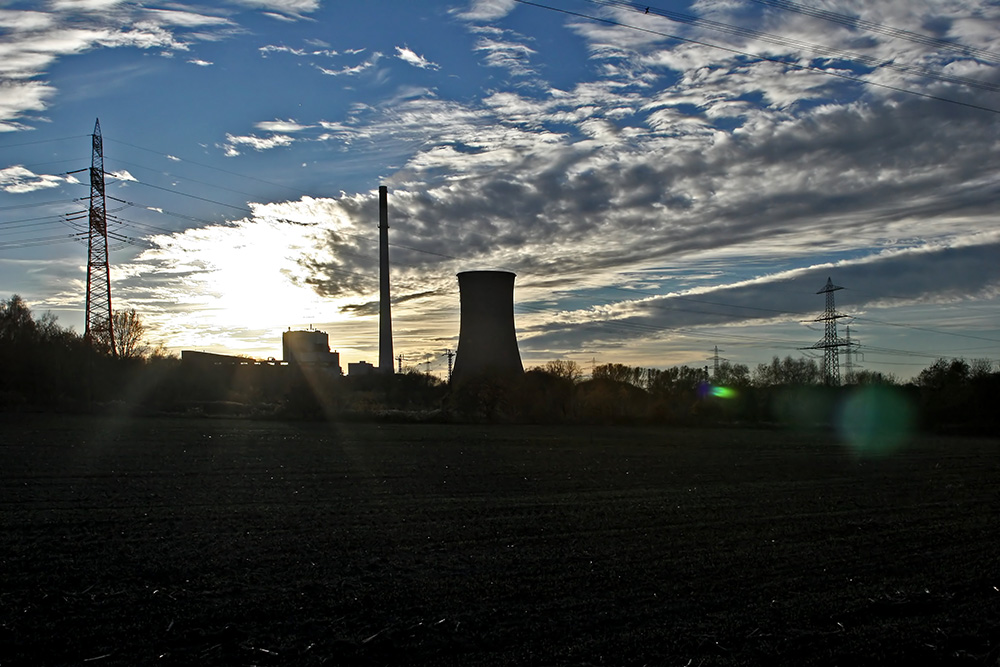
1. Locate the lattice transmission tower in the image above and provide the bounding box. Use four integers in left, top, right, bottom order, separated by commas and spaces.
84, 118, 116, 356
709, 345, 727, 378
842, 324, 862, 383
808, 277, 849, 385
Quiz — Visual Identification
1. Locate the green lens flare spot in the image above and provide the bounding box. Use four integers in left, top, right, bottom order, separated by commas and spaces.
838, 385, 916, 457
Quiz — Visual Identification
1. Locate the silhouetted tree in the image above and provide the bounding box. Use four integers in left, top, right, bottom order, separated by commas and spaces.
113, 308, 148, 359
849, 369, 898, 385
713, 360, 751, 387
0, 294, 90, 407
753, 356, 821, 386
0, 294, 35, 343
91, 308, 149, 358
969, 357, 994, 379
916, 358, 970, 391
593, 363, 643, 386
448, 373, 520, 422
519, 367, 576, 422
534, 359, 583, 383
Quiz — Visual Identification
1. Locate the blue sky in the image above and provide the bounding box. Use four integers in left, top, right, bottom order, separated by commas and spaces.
1, 0, 999, 381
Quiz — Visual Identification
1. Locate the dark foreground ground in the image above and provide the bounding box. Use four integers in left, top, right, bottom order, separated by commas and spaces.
1, 415, 997, 666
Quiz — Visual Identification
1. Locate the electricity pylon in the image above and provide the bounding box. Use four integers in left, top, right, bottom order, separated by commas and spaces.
84, 118, 116, 356
808, 277, 848, 385
709, 345, 727, 378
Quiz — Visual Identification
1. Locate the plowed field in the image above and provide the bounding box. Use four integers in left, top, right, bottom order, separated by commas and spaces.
1, 415, 997, 665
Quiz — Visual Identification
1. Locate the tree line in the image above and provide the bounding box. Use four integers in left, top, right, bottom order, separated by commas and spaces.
452, 356, 998, 432
2, 294, 997, 432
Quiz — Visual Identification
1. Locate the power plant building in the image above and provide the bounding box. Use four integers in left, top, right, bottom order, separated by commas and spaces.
283, 329, 341, 373
452, 270, 524, 384
348, 360, 377, 377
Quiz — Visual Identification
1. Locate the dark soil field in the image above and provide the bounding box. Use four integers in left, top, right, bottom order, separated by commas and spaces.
1, 414, 998, 666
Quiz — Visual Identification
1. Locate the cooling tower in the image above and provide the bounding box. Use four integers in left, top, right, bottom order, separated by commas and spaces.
452, 270, 524, 384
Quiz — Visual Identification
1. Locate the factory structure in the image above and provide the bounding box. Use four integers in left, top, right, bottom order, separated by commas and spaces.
181, 186, 525, 387
282, 329, 340, 369
452, 270, 523, 384
181, 327, 344, 374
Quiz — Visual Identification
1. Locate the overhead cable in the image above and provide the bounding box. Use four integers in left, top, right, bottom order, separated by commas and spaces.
585, 0, 1000, 93
513, 0, 1000, 115
746, 0, 1000, 63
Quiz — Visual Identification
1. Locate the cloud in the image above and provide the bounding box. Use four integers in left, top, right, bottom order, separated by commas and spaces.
259, 44, 341, 58
259, 44, 307, 56
0, 165, 77, 193
107, 169, 136, 181
222, 132, 295, 156
340, 289, 443, 317
395, 46, 439, 70
225, 0, 320, 19
115, 202, 392, 357
0, 4, 237, 129
255, 118, 311, 132
0, 10, 55, 31
518, 239, 1000, 354
0, 81, 55, 131
188, 58, 213, 66
455, 0, 518, 22
50, 0, 126, 9
472, 29, 537, 77
142, 9, 232, 29
316, 51, 381, 77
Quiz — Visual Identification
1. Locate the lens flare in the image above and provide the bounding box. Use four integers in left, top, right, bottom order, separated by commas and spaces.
699, 383, 737, 399
712, 386, 736, 399
838, 385, 916, 457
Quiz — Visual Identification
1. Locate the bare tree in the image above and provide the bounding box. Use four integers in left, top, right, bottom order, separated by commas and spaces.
540, 359, 583, 383
92, 308, 148, 358
113, 308, 148, 359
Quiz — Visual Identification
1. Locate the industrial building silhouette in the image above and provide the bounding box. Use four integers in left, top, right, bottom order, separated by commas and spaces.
452, 270, 524, 384
180, 187, 526, 389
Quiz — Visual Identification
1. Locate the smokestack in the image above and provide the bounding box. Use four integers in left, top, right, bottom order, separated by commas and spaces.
452, 270, 523, 384
378, 185, 393, 374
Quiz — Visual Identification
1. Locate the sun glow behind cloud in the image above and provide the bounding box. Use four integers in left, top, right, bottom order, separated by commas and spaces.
129, 216, 366, 354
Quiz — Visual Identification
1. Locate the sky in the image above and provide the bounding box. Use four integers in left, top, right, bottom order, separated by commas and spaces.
1, 0, 999, 382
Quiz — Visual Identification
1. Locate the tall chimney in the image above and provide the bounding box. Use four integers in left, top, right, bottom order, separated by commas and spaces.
378, 185, 394, 374
452, 270, 523, 384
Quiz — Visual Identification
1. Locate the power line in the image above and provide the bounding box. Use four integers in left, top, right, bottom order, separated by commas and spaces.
746, 0, 1000, 63
101, 179, 460, 263
103, 177, 253, 213
0, 233, 82, 249
584, 0, 1000, 93
513, 0, 1000, 115
0, 199, 77, 212
0, 213, 74, 227
517, 273, 999, 365
0, 218, 69, 234
0, 135, 90, 150
104, 137, 314, 198
104, 156, 265, 202
852, 315, 1000, 344
562, 275, 1000, 346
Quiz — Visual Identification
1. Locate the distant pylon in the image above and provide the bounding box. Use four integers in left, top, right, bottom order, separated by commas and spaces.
843, 325, 862, 383
84, 118, 116, 356
809, 277, 848, 385
710, 345, 726, 377
445, 349, 454, 383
